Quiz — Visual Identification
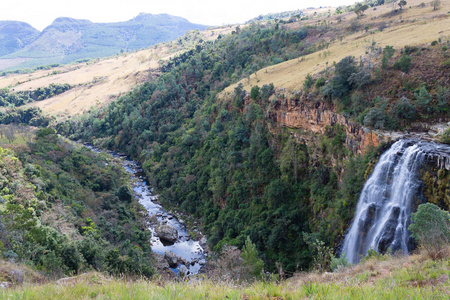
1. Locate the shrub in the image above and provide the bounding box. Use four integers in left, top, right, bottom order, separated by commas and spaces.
363, 108, 386, 129
382, 45, 395, 69
414, 86, 432, 113
394, 96, 416, 120
250, 85, 260, 100
241, 236, 264, 279
441, 128, 450, 144
348, 69, 371, 90
442, 58, 450, 68
117, 185, 133, 203
409, 203, 450, 260
330, 252, 351, 272
303, 74, 314, 91
315, 76, 326, 88
260, 83, 274, 101
393, 55, 412, 72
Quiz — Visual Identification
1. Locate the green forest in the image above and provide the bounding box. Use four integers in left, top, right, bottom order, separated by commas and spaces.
1, 6, 449, 280
0, 128, 154, 277
54, 22, 395, 274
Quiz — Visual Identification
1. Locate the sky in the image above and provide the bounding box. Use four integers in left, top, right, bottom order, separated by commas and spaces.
0, 0, 357, 31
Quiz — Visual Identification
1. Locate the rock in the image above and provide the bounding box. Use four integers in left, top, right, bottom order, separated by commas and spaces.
164, 252, 179, 268
155, 224, 178, 242
200, 236, 207, 245
199, 259, 206, 265
0, 282, 10, 289
10, 269, 23, 284
153, 253, 170, 270
178, 265, 189, 277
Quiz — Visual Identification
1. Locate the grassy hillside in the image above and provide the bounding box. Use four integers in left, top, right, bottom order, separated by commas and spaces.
0, 14, 208, 71
1, 250, 448, 299
225, 0, 450, 93
0, 26, 233, 117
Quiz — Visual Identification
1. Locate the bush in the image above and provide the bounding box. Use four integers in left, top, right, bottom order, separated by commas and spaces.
303, 74, 314, 91
409, 203, 450, 260
250, 85, 260, 100
330, 252, 351, 272
315, 76, 326, 88
241, 236, 264, 279
414, 86, 432, 113
441, 128, 450, 144
393, 55, 412, 72
382, 45, 395, 69
363, 108, 386, 129
394, 96, 416, 120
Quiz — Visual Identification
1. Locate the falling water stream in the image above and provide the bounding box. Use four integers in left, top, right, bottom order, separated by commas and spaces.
342, 139, 450, 264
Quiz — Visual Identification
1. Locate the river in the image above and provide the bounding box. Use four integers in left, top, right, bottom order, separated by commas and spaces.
85, 145, 207, 275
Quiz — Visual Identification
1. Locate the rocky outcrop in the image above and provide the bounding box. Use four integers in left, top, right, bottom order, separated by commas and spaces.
153, 253, 170, 270
269, 97, 381, 154
155, 224, 178, 243
164, 252, 179, 268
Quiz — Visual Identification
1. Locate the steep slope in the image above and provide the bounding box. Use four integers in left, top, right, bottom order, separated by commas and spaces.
0, 13, 208, 70
54, 0, 450, 274
0, 26, 233, 117
225, 0, 450, 93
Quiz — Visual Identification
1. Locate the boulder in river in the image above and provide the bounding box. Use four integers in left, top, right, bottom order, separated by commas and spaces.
200, 235, 207, 246
178, 265, 189, 277
155, 224, 178, 243
164, 251, 179, 268
153, 253, 170, 270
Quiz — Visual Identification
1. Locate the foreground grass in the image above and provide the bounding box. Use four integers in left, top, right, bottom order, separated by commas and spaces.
2, 252, 448, 299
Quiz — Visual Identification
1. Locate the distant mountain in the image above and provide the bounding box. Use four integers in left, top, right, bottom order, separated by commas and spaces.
0, 13, 208, 70
0, 21, 40, 56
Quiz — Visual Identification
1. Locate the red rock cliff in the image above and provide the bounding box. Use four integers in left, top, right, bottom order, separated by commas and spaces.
269, 97, 381, 154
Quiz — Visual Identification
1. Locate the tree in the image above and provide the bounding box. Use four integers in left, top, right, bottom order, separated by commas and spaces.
398, 0, 407, 9
394, 97, 416, 121
250, 85, 260, 101
354, 3, 369, 17
382, 45, 396, 69
303, 74, 314, 92
363, 108, 386, 129
241, 236, 264, 279
409, 203, 449, 259
393, 54, 412, 72
430, 0, 441, 10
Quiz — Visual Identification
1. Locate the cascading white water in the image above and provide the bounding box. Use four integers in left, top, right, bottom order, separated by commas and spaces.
342, 139, 441, 264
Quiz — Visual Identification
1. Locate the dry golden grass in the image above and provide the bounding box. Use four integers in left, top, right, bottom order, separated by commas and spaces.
0, 26, 234, 118
224, 0, 450, 94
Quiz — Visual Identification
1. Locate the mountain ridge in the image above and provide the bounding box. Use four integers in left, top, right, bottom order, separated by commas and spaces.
0, 13, 207, 70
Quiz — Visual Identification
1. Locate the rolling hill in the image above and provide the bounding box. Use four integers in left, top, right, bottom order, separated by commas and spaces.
0, 13, 208, 71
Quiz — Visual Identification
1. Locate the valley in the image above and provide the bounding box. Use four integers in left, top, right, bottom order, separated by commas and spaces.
0, 0, 449, 299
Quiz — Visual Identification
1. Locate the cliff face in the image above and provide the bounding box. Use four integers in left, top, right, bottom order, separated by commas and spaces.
269, 97, 381, 154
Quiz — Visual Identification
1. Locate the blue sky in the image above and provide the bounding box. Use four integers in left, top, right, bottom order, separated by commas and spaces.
0, 0, 357, 30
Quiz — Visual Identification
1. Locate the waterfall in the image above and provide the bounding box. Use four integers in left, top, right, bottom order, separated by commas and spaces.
342, 139, 448, 264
